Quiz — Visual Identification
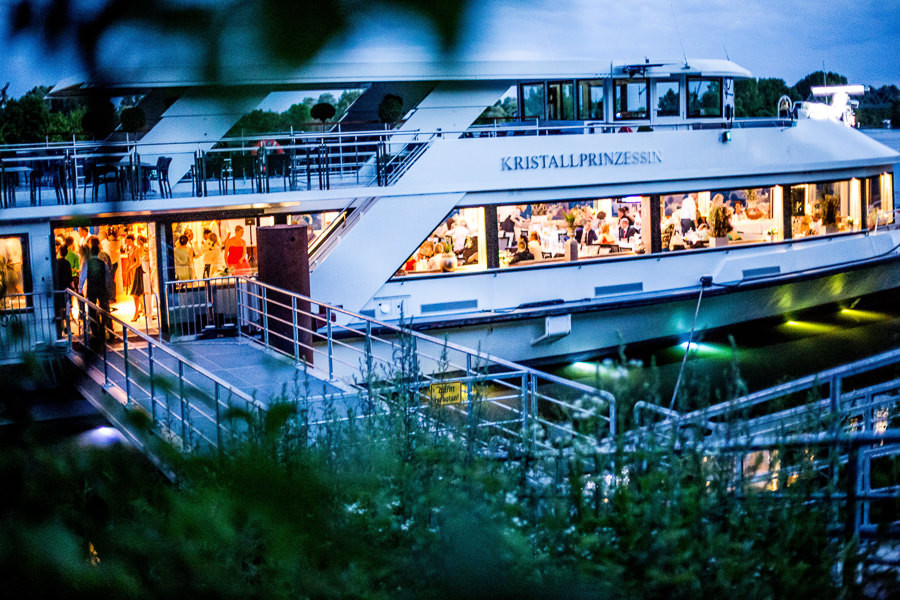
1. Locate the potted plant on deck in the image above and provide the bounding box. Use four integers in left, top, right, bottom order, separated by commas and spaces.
708, 203, 731, 248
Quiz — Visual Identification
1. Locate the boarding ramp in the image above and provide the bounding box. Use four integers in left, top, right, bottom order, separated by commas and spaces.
163, 276, 617, 453
633, 348, 900, 539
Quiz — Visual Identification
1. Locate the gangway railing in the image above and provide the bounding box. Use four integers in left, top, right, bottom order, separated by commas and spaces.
64, 290, 265, 455
162, 276, 617, 453
633, 347, 900, 537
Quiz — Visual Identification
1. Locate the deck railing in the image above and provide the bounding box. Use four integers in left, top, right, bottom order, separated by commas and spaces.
163, 276, 618, 452
0, 117, 801, 208
65, 290, 264, 454
632, 346, 900, 538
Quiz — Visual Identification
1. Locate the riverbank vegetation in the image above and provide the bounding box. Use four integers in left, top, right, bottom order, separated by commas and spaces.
2, 344, 896, 599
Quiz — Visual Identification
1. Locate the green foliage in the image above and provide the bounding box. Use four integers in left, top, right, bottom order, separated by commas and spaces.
0, 92, 49, 143
119, 106, 146, 133
735, 77, 797, 117
377, 94, 404, 124
310, 102, 336, 123
2, 338, 894, 598
80, 99, 118, 140
709, 204, 731, 238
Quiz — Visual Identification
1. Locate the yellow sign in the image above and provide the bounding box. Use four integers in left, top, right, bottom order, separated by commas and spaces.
428, 381, 467, 405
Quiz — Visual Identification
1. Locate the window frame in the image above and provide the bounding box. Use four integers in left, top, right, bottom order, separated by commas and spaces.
577, 79, 606, 121
654, 79, 681, 118
519, 82, 546, 121
686, 77, 723, 119
613, 78, 649, 121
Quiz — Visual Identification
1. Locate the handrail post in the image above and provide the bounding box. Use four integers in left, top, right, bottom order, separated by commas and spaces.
65, 294, 72, 352
291, 295, 299, 363
326, 306, 334, 380
520, 372, 529, 437
148, 343, 156, 425
262, 286, 269, 349
465, 353, 473, 410
235, 277, 243, 335
214, 381, 222, 451
102, 327, 109, 386
179, 361, 186, 448
529, 373, 537, 445
123, 322, 130, 404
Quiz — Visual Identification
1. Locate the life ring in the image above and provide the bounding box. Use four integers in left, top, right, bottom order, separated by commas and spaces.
251, 139, 284, 156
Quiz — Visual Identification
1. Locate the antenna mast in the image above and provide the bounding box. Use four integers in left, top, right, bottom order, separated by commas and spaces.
670, 1, 689, 67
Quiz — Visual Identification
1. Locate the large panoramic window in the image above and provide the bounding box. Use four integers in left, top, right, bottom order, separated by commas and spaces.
613, 79, 648, 120
520, 83, 545, 120
497, 198, 645, 268
864, 173, 895, 228
687, 77, 722, 118
397, 208, 485, 276
790, 179, 854, 238
578, 80, 605, 120
655, 80, 680, 117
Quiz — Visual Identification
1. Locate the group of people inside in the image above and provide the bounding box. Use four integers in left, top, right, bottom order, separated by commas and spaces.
404, 217, 478, 273
54, 225, 152, 342
506, 204, 642, 265
173, 224, 250, 281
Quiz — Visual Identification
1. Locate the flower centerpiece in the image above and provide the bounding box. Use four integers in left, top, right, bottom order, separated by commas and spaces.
820, 194, 840, 233
708, 203, 731, 248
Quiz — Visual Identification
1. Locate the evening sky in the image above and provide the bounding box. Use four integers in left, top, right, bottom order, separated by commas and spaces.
1, 0, 897, 99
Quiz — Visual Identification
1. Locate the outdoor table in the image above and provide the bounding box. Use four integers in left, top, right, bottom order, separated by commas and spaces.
0, 164, 33, 208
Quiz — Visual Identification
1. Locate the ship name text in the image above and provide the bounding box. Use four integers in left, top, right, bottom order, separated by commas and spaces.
500, 150, 663, 171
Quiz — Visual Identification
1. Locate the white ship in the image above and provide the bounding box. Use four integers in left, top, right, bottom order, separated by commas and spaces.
1, 57, 897, 363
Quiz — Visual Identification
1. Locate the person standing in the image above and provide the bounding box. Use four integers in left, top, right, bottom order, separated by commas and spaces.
128, 236, 150, 321
81, 238, 111, 344
173, 234, 195, 281
202, 231, 223, 277
54, 245, 74, 337
679, 194, 697, 234
223, 225, 248, 274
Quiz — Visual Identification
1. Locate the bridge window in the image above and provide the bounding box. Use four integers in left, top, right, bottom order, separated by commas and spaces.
578, 80, 605, 120
520, 83, 545, 120
687, 77, 722, 118
614, 79, 648, 120
548, 81, 575, 120
655, 80, 680, 117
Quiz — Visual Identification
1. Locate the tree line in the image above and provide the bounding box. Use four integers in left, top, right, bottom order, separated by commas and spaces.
2, 71, 899, 145
0, 87, 363, 145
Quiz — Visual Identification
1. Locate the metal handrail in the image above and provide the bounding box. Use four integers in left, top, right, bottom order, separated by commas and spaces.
66, 289, 263, 453
162, 275, 617, 448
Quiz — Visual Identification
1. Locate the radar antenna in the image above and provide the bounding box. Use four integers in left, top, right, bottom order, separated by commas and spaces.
670, 1, 689, 68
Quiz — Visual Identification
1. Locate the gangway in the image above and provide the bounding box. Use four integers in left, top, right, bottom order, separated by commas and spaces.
162, 276, 617, 451
633, 347, 900, 539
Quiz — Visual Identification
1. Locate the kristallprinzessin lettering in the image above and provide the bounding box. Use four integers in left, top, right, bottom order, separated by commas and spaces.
500, 151, 663, 171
